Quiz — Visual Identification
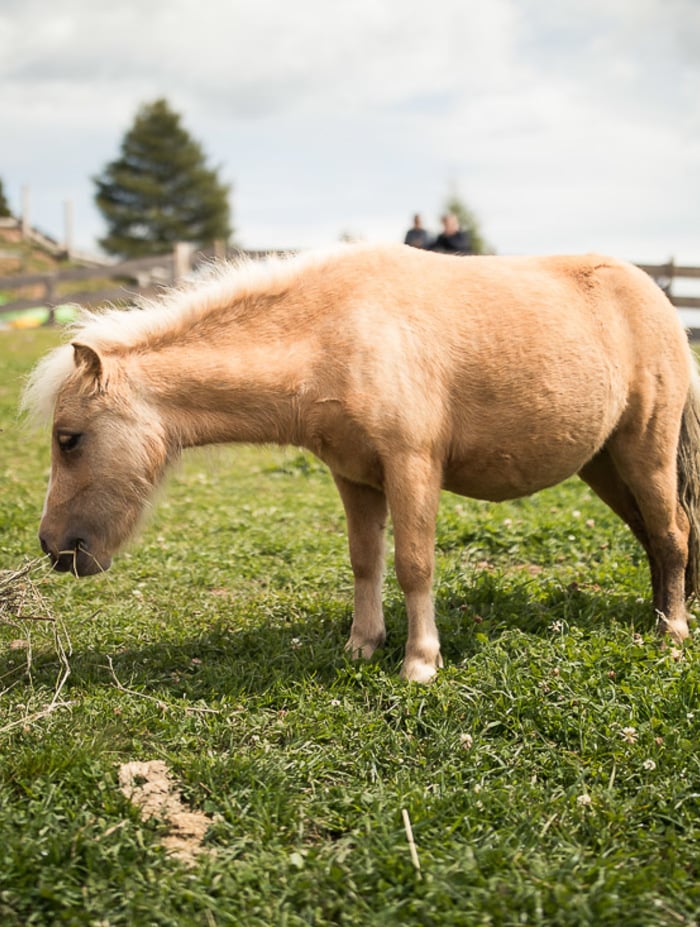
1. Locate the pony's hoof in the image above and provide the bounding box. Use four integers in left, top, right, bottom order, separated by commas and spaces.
400, 654, 443, 684
344, 634, 385, 661
656, 610, 690, 644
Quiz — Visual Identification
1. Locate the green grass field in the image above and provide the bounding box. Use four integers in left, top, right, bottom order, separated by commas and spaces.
1, 328, 699, 926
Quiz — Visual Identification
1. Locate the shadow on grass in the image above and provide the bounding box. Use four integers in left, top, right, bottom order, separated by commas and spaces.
436, 571, 658, 665
0, 572, 659, 704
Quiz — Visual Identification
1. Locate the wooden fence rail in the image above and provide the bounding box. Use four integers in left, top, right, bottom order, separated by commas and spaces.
636, 261, 700, 310
0, 254, 175, 319
0, 244, 280, 322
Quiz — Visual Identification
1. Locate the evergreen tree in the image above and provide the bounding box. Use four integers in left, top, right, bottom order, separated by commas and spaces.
442, 191, 492, 255
0, 178, 12, 218
94, 99, 232, 258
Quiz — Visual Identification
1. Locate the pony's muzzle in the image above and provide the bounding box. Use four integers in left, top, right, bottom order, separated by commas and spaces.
39, 533, 111, 576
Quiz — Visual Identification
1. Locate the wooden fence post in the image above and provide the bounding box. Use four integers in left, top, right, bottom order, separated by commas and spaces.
46, 274, 56, 324
667, 257, 676, 298
173, 242, 194, 282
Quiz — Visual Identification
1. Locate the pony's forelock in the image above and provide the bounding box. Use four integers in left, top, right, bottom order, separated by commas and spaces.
21, 342, 77, 426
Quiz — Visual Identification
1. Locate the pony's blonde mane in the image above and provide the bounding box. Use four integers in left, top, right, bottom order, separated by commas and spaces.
21, 243, 362, 426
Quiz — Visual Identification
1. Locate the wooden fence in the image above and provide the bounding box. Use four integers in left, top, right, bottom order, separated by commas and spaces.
1, 248, 700, 331
636, 261, 700, 310
0, 243, 282, 322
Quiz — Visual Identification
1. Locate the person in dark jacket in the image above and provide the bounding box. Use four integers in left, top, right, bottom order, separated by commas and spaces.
404, 214, 431, 249
431, 213, 471, 254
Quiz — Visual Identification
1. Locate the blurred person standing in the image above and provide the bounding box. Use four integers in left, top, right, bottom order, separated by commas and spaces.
404, 213, 431, 249
431, 213, 471, 255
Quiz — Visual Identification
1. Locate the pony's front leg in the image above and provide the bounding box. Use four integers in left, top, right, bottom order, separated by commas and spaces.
333, 474, 388, 659
386, 455, 443, 683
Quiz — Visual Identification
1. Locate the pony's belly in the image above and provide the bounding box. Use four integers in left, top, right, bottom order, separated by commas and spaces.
442, 447, 590, 502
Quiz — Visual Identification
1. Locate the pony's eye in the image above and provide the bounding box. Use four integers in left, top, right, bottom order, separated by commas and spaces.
56, 431, 83, 453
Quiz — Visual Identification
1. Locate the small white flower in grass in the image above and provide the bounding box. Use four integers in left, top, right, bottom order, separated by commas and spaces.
585, 519, 595, 528
632, 633, 644, 646
643, 759, 656, 771
330, 699, 341, 707
503, 518, 513, 527
460, 733, 474, 750
549, 621, 563, 633
576, 793, 592, 807
290, 637, 302, 650
621, 726, 638, 744
572, 510, 581, 518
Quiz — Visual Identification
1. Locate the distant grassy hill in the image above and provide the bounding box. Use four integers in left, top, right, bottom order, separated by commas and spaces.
0, 219, 66, 279
0, 224, 69, 324
0, 220, 112, 326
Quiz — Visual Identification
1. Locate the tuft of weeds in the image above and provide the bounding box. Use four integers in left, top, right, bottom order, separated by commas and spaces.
0, 558, 73, 730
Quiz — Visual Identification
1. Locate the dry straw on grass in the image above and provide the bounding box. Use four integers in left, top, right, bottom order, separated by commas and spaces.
0, 558, 73, 732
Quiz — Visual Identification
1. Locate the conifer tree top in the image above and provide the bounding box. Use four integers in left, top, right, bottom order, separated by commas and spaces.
94, 98, 232, 258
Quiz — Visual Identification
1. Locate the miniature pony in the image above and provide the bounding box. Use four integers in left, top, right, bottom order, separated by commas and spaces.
23, 244, 700, 681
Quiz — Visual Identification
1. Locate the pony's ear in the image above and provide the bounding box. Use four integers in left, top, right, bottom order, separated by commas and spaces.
71, 342, 103, 380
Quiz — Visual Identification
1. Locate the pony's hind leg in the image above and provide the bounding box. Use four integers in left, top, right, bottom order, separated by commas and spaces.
579, 449, 660, 607
333, 474, 388, 659
579, 449, 650, 550
606, 432, 691, 643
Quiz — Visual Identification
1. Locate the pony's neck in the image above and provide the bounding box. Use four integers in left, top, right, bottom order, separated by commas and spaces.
136, 340, 307, 449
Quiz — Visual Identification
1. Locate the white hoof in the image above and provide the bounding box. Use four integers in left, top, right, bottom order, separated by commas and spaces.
344, 634, 385, 661
656, 610, 690, 644
400, 653, 443, 684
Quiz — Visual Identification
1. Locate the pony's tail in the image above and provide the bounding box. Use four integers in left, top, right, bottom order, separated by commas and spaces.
678, 368, 700, 599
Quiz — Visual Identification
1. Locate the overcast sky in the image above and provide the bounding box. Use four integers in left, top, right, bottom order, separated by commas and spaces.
2, 0, 699, 262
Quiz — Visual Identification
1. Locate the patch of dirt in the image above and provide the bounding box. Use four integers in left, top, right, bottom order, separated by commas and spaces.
118, 759, 214, 865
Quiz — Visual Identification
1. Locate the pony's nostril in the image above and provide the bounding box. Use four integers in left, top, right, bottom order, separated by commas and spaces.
39, 535, 52, 556
67, 537, 87, 557
75, 539, 92, 559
